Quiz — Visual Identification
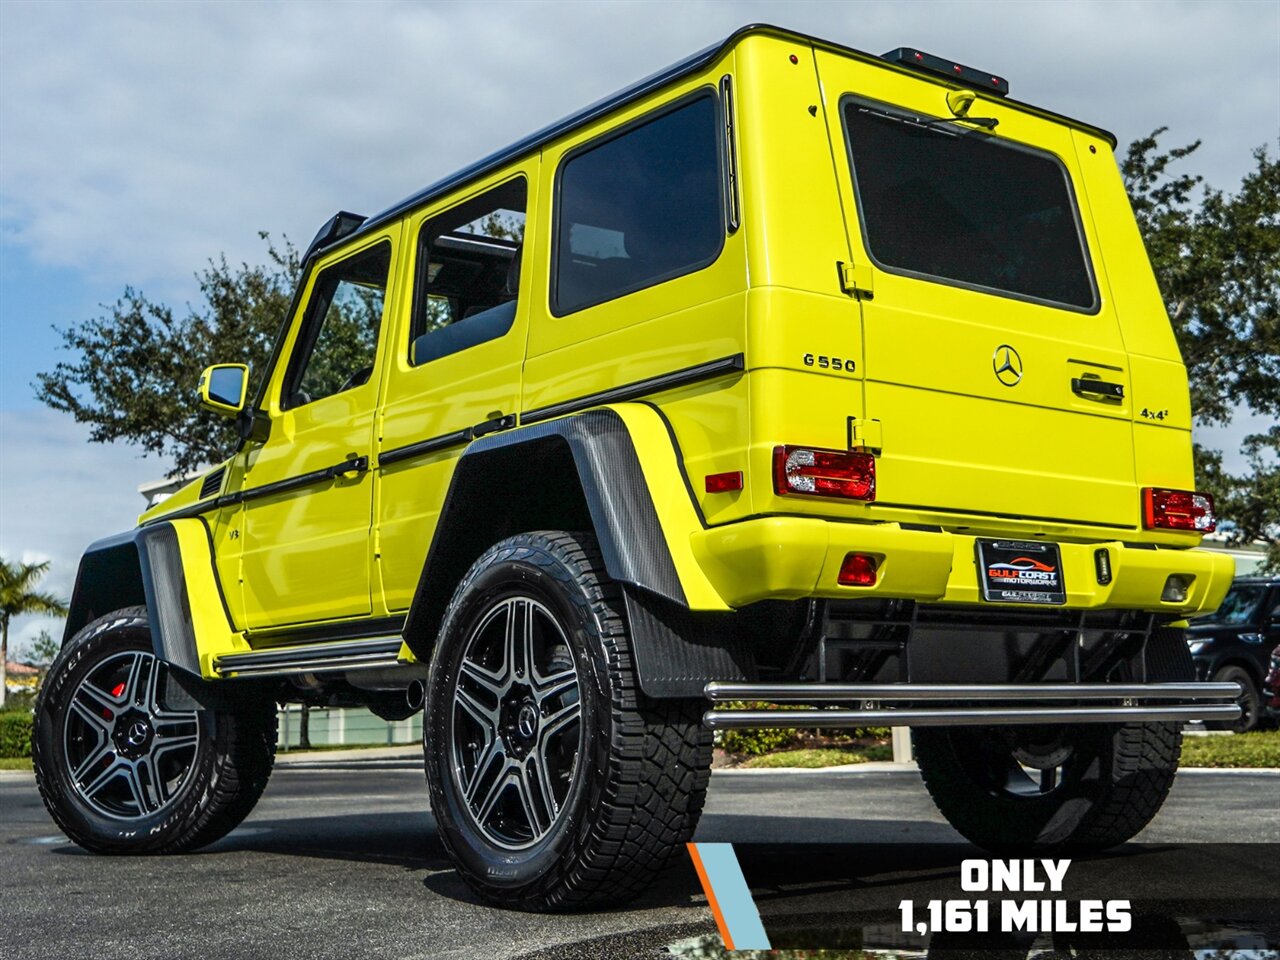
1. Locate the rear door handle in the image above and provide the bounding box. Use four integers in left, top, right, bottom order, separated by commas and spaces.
1071, 378, 1124, 400
471, 413, 516, 439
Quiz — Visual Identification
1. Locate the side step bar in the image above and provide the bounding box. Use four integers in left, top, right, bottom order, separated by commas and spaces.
702, 681, 1243, 729
215, 637, 404, 678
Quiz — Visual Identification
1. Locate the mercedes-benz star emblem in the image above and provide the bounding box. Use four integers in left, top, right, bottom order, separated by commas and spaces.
127, 721, 149, 747
517, 703, 539, 740
993, 344, 1023, 387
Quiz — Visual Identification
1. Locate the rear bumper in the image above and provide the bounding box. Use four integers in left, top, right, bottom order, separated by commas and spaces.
690, 517, 1235, 616
701, 681, 1243, 729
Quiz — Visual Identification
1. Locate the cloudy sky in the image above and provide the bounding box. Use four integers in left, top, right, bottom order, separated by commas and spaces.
1, 0, 1277, 655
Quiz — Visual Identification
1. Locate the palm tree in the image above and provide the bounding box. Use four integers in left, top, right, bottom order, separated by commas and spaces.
1, 558, 69, 707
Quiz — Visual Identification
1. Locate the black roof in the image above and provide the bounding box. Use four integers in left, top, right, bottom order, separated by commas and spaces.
315, 23, 1118, 260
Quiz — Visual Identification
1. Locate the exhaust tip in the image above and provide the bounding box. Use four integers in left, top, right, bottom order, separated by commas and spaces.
406, 679, 425, 712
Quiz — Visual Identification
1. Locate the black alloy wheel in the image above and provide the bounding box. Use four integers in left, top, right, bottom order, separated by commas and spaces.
424, 531, 713, 910
34, 607, 277, 854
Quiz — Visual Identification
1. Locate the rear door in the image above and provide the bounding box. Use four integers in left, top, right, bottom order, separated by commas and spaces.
815, 51, 1137, 531
375, 171, 534, 614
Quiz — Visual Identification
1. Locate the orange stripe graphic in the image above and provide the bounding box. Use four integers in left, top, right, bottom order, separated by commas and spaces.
686, 842, 735, 951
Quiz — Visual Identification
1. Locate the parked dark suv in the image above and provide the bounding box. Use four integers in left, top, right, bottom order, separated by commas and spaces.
1188, 576, 1280, 732
1264, 643, 1280, 720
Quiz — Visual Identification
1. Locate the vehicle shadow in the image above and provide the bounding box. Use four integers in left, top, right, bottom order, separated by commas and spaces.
205, 810, 453, 870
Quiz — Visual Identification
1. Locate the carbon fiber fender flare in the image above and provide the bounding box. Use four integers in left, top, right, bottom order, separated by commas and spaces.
402, 408, 687, 659
63, 523, 213, 683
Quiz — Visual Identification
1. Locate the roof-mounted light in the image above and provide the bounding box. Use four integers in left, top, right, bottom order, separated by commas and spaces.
881, 47, 1009, 96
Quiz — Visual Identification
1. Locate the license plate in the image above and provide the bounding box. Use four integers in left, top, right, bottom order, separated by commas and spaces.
976, 539, 1066, 605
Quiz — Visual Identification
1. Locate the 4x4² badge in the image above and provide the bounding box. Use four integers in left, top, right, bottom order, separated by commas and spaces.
993, 344, 1023, 387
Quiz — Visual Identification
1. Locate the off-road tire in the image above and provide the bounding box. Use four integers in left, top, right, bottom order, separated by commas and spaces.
913, 626, 1190, 851
424, 531, 713, 911
33, 606, 277, 854
1207, 665, 1260, 734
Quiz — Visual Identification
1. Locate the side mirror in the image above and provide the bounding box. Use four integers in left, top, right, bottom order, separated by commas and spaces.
198, 364, 249, 417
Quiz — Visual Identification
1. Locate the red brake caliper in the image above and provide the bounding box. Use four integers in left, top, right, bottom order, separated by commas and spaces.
106, 681, 126, 718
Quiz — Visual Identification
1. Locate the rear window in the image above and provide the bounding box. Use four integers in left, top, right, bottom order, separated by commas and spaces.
552, 94, 723, 315
842, 100, 1097, 311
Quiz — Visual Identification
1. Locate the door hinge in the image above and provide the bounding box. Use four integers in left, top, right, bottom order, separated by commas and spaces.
838, 260, 874, 300
847, 417, 883, 453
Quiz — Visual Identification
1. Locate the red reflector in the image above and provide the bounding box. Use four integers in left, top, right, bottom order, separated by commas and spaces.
838, 553, 878, 586
773, 446, 876, 500
704, 471, 743, 493
1142, 487, 1216, 532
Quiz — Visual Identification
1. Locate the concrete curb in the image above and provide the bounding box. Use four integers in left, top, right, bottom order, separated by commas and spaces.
714, 760, 919, 774
274, 744, 420, 765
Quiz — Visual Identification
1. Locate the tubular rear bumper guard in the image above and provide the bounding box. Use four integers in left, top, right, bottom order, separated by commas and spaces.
702, 681, 1242, 728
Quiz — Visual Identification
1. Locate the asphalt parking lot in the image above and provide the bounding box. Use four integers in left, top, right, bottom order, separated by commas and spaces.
2, 757, 1277, 959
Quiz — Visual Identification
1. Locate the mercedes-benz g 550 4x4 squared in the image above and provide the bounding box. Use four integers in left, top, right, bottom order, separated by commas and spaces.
35, 25, 1239, 910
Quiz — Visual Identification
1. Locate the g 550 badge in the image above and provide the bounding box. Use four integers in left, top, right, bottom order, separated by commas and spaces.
803, 353, 856, 374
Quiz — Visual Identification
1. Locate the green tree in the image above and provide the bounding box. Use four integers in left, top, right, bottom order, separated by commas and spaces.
1123, 131, 1280, 569
0, 559, 68, 708
34, 235, 301, 478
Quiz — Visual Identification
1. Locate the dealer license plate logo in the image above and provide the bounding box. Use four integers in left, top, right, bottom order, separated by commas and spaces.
977, 539, 1066, 605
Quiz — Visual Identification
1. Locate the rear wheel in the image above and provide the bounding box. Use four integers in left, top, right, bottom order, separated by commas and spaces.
33, 606, 276, 853
424, 531, 713, 910
914, 625, 1189, 851
914, 720, 1182, 850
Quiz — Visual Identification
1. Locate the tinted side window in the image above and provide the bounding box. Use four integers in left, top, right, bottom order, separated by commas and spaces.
553, 95, 723, 315
410, 178, 526, 366
283, 242, 390, 409
843, 101, 1096, 310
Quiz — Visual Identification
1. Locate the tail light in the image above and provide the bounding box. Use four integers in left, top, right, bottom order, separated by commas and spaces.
1141, 487, 1216, 532
773, 446, 876, 500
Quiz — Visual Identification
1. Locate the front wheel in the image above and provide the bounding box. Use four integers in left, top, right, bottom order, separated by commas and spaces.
33, 606, 277, 854
424, 531, 713, 910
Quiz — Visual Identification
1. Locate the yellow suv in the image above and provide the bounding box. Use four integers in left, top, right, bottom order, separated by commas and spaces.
34, 25, 1238, 909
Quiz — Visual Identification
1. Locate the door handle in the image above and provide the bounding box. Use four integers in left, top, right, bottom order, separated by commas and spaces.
1071, 378, 1124, 401
471, 413, 516, 439
327, 455, 369, 478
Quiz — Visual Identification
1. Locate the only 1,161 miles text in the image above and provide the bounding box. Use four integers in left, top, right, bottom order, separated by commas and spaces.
900, 899, 1132, 935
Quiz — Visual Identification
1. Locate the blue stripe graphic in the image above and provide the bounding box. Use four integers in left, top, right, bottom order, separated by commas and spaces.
695, 842, 771, 950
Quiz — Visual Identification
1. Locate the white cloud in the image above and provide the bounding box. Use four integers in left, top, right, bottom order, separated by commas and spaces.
0, 409, 172, 655
1, 0, 1276, 297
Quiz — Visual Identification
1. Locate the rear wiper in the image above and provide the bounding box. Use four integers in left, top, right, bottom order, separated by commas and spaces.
857, 106, 998, 135
913, 115, 999, 130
